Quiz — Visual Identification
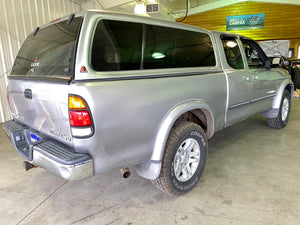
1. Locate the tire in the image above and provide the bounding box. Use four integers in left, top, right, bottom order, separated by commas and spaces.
293, 67, 300, 89
267, 90, 291, 129
151, 121, 207, 196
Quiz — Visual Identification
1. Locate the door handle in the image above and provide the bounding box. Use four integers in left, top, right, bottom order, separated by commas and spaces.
243, 76, 250, 81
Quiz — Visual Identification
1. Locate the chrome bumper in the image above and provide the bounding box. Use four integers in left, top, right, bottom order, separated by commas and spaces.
3, 120, 94, 181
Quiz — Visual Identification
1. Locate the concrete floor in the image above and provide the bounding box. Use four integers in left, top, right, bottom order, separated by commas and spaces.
1, 99, 300, 225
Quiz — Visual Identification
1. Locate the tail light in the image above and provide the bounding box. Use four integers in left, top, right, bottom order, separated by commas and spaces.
6, 86, 9, 104
69, 95, 94, 138
50, 18, 61, 23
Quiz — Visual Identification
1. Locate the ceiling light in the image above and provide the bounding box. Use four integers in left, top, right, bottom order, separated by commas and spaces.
226, 41, 237, 48
134, 1, 146, 14
152, 52, 165, 59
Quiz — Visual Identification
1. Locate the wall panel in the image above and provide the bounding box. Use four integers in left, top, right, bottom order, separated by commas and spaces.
179, 2, 300, 59
0, 0, 81, 123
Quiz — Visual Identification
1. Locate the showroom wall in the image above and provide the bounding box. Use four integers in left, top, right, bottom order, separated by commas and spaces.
0, 0, 81, 123
179, 2, 300, 59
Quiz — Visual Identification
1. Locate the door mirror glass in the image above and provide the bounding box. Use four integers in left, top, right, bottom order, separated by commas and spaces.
272, 57, 281, 65
283, 60, 290, 66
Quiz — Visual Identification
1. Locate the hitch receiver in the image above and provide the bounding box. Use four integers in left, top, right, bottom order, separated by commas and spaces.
23, 161, 37, 171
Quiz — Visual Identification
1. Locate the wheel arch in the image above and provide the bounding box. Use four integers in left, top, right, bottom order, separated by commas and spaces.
273, 81, 294, 109
262, 81, 293, 119
135, 99, 214, 180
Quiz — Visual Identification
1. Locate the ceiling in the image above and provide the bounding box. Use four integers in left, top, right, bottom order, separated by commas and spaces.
73, 0, 300, 21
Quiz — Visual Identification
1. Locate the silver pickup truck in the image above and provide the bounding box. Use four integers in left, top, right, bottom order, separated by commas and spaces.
3, 10, 293, 196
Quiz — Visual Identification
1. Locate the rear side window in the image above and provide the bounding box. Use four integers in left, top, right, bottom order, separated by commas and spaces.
144, 25, 216, 69
91, 20, 143, 71
91, 20, 215, 71
11, 17, 82, 77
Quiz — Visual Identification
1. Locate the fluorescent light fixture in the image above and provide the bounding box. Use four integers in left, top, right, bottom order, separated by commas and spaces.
134, 2, 146, 14
152, 52, 165, 59
226, 41, 237, 48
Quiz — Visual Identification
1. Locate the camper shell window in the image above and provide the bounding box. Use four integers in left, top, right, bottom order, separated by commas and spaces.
11, 17, 83, 77
91, 20, 216, 71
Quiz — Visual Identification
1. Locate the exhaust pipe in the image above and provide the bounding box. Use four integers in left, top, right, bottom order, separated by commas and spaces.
23, 161, 37, 171
120, 167, 130, 178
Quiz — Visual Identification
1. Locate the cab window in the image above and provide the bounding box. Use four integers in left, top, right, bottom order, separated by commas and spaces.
221, 36, 244, 69
241, 38, 266, 69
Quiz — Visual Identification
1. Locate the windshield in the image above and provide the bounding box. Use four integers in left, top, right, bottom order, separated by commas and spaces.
11, 16, 82, 78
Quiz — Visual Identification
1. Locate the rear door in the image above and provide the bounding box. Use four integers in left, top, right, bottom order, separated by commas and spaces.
218, 34, 252, 127
8, 16, 83, 145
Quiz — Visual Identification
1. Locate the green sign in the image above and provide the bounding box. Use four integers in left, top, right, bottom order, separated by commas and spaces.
226, 13, 265, 31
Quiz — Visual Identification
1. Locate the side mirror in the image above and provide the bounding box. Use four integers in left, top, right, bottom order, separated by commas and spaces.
272, 57, 281, 65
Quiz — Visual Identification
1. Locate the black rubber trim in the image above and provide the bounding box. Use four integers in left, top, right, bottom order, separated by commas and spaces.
228, 94, 276, 110
71, 70, 223, 83
71, 16, 84, 82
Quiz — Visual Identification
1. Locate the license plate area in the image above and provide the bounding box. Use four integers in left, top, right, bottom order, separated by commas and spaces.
11, 130, 43, 161
12, 130, 31, 161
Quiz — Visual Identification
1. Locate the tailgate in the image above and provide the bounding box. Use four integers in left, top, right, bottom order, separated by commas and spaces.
6, 15, 83, 145
8, 79, 72, 145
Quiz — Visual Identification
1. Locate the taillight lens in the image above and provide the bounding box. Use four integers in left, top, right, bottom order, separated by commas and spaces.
69, 95, 87, 109
6, 86, 9, 104
69, 95, 93, 137
50, 18, 61, 23
69, 111, 92, 127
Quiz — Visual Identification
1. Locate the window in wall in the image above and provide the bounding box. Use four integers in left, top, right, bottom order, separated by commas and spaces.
288, 48, 294, 58
221, 36, 244, 69
91, 20, 143, 71
144, 25, 216, 69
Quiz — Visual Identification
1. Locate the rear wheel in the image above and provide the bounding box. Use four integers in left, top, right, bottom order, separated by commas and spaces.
151, 121, 207, 196
267, 90, 291, 129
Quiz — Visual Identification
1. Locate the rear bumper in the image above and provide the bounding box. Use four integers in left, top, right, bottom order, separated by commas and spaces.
3, 120, 94, 181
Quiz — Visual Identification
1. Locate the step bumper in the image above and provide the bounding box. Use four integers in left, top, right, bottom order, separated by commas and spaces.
3, 120, 94, 180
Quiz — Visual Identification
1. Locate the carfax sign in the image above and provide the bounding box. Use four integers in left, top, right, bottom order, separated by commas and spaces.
226, 13, 265, 31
